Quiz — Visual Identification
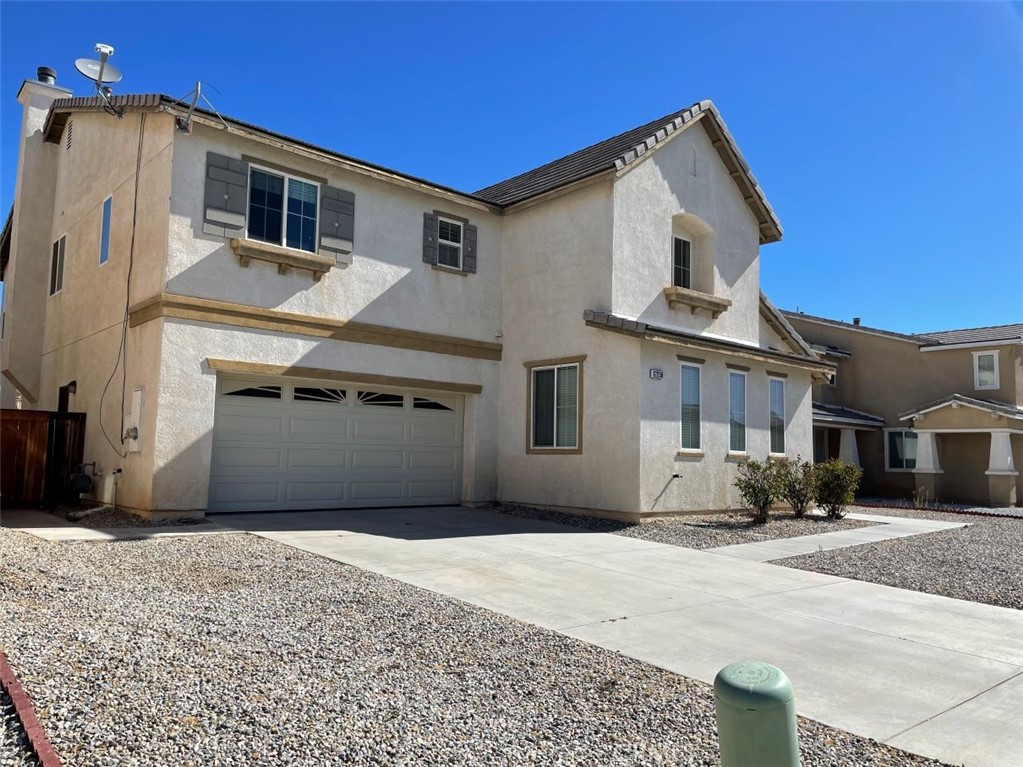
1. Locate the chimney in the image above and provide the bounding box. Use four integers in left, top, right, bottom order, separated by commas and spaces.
36, 66, 57, 86
852, 317, 861, 326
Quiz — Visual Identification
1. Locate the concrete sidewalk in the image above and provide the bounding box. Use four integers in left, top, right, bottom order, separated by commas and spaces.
211, 506, 1023, 767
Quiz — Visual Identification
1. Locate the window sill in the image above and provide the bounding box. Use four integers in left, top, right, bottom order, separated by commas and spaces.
527, 447, 583, 456
230, 238, 343, 282
767, 453, 787, 463
726, 451, 750, 462
663, 286, 731, 319
676, 450, 704, 459
432, 264, 469, 277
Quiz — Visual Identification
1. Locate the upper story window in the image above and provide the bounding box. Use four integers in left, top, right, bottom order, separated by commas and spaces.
886, 429, 917, 471
973, 351, 999, 390
99, 196, 112, 265
49, 235, 66, 296
529, 359, 582, 451
680, 363, 701, 451
248, 167, 318, 253
437, 217, 463, 269
729, 371, 747, 452
672, 236, 692, 290
769, 377, 786, 455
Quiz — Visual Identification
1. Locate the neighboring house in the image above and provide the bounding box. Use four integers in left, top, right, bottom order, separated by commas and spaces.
0, 66, 829, 521
785, 312, 1022, 507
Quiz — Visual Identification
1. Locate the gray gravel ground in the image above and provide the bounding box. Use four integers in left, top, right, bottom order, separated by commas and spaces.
48, 505, 208, 529
780, 506, 1023, 610
494, 503, 874, 549
0, 687, 37, 767
0, 530, 952, 767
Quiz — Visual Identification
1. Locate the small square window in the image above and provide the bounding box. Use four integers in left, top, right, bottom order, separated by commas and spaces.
437, 217, 463, 269
974, 352, 999, 390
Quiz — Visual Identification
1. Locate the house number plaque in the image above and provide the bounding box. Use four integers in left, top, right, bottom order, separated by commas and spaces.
649, 368, 664, 380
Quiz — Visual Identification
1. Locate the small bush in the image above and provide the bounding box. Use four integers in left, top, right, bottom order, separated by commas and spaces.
775, 455, 815, 518
734, 460, 778, 525
814, 459, 862, 519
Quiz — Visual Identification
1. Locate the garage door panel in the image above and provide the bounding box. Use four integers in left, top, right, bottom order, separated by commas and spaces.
210, 375, 463, 512
350, 448, 406, 470
288, 448, 348, 470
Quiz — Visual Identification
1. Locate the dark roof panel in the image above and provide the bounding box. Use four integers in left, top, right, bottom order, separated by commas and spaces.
918, 324, 1023, 346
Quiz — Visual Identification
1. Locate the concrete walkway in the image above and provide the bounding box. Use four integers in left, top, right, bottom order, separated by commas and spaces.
705, 512, 968, 562
206, 506, 1022, 767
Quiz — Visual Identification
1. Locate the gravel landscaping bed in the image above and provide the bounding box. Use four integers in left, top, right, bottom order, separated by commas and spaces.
780, 506, 1023, 610
0, 530, 951, 766
47, 505, 209, 529
494, 503, 875, 549
1, 687, 37, 767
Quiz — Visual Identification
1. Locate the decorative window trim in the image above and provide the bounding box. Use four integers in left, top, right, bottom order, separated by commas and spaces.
679, 361, 702, 452
525, 355, 585, 454
99, 195, 112, 266
663, 285, 731, 318
247, 164, 320, 255
973, 351, 999, 391
729, 370, 747, 454
49, 235, 66, 296
230, 237, 336, 281
885, 428, 918, 472
768, 376, 786, 456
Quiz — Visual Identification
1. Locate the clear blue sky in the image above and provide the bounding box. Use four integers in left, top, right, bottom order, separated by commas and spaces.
2, 2, 1020, 333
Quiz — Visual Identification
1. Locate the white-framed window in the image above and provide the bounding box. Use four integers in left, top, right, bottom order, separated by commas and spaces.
437, 217, 463, 269
680, 363, 701, 451
49, 235, 66, 295
531, 362, 579, 449
247, 166, 319, 253
973, 351, 999, 390
886, 429, 918, 471
99, 196, 112, 265
672, 236, 692, 289
769, 377, 785, 455
729, 371, 747, 452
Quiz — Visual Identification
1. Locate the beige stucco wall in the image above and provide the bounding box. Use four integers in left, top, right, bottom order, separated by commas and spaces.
938, 433, 993, 505
611, 119, 762, 344
164, 123, 503, 344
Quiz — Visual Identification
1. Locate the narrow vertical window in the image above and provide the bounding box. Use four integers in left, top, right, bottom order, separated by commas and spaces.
973, 352, 998, 390
729, 371, 746, 452
680, 364, 701, 450
49, 235, 66, 295
769, 378, 786, 454
99, 196, 112, 265
672, 236, 692, 289
286, 178, 318, 253
530, 362, 580, 449
437, 217, 463, 269
248, 168, 284, 245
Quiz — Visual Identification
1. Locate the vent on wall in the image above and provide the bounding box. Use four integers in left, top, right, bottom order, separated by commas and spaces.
65, 120, 73, 150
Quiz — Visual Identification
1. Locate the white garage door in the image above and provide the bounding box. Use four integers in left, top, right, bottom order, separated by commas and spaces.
208, 375, 464, 512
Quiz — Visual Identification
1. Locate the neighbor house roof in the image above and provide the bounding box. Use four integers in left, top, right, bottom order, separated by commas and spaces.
812, 402, 884, 428
899, 393, 1023, 422
41, 95, 782, 241
917, 324, 1023, 347
474, 100, 783, 243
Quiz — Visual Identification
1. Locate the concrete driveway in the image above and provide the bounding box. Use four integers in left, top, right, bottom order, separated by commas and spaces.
215, 506, 1023, 767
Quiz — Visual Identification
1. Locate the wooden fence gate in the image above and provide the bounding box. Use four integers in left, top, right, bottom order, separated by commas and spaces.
1, 410, 86, 507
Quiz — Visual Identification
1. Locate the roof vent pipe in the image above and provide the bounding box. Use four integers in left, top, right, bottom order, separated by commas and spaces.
37, 66, 57, 85
852, 317, 861, 326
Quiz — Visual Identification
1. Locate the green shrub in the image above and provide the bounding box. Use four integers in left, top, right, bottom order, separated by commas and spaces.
775, 455, 815, 518
734, 460, 778, 525
814, 459, 862, 519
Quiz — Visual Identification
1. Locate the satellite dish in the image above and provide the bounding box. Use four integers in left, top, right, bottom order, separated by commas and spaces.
75, 57, 122, 85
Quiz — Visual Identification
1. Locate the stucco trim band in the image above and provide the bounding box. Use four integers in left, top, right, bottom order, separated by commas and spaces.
205, 359, 484, 394
128, 293, 503, 361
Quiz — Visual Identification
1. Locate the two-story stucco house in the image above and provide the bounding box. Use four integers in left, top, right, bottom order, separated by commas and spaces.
785, 312, 1022, 507
1, 67, 829, 521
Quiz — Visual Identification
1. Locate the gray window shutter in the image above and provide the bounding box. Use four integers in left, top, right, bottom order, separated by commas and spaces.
462, 224, 478, 274
203, 152, 248, 238
423, 213, 439, 265
319, 186, 355, 265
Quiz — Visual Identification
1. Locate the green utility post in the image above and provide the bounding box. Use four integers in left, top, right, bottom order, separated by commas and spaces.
714, 660, 800, 767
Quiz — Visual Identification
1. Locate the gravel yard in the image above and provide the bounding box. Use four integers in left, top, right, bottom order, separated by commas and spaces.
0, 529, 951, 766
0, 687, 36, 767
48, 505, 208, 529
494, 503, 874, 549
780, 506, 1023, 610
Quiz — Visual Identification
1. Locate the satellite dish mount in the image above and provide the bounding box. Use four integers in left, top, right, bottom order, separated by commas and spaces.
75, 43, 124, 117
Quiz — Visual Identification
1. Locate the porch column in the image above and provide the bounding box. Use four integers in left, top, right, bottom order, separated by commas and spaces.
985, 431, 1018, 507
838, 428, 860, 468
912, 431, 942, 501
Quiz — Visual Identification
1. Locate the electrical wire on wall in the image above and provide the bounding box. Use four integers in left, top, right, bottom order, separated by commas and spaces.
98, 112, 146, 459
